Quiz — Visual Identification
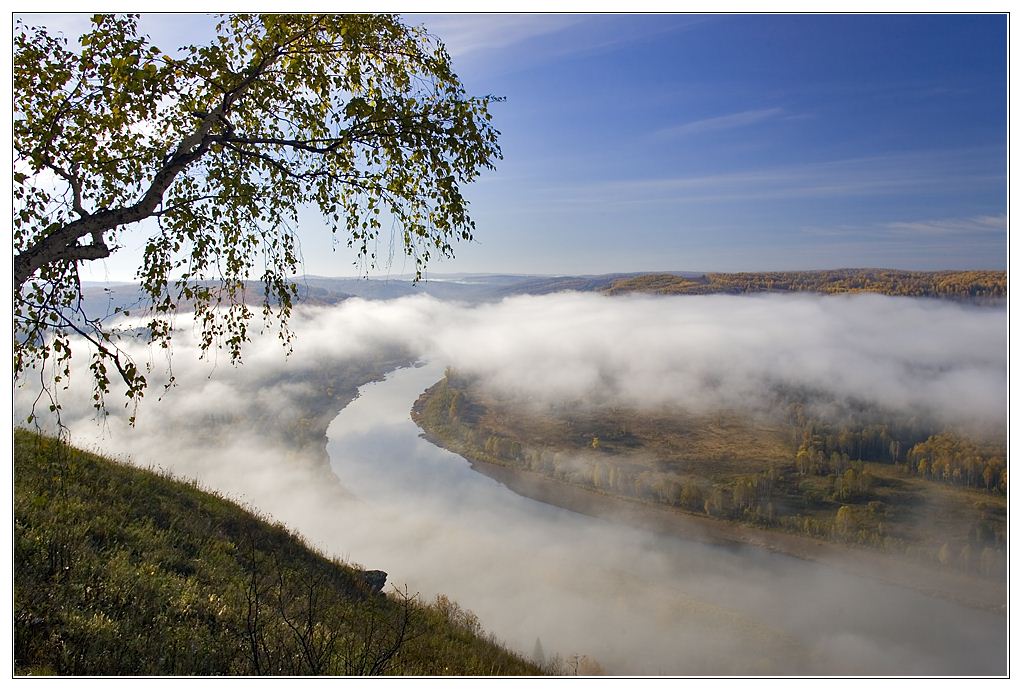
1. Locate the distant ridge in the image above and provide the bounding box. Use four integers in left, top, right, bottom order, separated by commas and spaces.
606, 269, 1006, 300
74, 269, 1005, 322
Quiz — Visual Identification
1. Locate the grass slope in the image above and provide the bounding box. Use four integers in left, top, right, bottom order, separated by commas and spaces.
14, 429, 542, 676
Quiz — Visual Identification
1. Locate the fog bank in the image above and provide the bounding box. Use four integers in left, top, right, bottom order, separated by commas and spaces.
25, 292, 1005, 432
418, 292, 1005, 432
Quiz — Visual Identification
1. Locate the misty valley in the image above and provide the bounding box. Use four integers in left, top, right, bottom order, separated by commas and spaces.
14, 276, 1007, 676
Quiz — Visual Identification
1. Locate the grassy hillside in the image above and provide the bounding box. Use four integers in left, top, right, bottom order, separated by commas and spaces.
14, 429, 543, 676
607, 269, 1006, 300
412, 373, 1006, 578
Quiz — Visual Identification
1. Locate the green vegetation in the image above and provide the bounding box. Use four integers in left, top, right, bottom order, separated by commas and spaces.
607, 269, 1006, 300
413, 372, 1006, 577
14, 428, 542, 675
15, 13, 501, 416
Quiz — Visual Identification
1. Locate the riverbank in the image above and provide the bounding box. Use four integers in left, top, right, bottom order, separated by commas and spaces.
415, 424, 1005, 614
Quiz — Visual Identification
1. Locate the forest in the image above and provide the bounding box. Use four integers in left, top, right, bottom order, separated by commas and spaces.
606, 269, 1006, 300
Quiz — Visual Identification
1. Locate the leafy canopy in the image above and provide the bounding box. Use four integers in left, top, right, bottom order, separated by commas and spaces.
13, 13, 502, 421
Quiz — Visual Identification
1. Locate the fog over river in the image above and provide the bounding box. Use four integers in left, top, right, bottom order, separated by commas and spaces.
323, 363, 1004, 675
20, 293, 1006, 675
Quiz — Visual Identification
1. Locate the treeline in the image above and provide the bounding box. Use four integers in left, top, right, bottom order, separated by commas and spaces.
786, 400, 925, 464
781, 406, 1006, 563
759, 409, 1006, 575
607, 269, 1006, 300
787, 401, 1006, 492
907, 432, 1006, 492
14, 429, 541, 675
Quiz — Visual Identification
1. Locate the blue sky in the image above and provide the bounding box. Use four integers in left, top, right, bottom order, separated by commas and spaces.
23, 13, 1007, 278
423, 13, 1007, 275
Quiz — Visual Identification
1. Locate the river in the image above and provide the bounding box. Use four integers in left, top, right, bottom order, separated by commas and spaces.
325, 363, 1005, 675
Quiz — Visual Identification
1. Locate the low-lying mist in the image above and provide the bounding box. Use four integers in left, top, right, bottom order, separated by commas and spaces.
27, 291, 1005, 433
421, 292, 1005, 434
13, 291, 1007, 674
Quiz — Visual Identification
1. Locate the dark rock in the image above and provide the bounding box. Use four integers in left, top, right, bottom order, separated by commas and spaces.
357, 569, 387, 594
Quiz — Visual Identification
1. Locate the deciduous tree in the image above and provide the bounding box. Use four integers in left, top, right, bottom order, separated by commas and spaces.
14, 13, 501, 420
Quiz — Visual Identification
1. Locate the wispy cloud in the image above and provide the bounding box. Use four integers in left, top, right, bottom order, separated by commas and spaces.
410, 14, 583, 59
884, 214, 1006, 236
656, 107, 786, 138
803, 214, 1006, 240
543, 148, 1005, 208
792, 214, 1006, 269
411, 14, 714, 79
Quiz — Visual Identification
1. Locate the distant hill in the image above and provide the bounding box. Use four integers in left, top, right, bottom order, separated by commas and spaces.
295, 272, 689, 301
78, 278, 355, 323
607, 269, 1006, 300
14, 429, 543, 676
73, 268, 1005, 325
72, 272, 681, 322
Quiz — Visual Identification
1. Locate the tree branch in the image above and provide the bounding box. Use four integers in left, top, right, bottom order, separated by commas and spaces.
52, 242, 112, 264
13, 45, 285, 291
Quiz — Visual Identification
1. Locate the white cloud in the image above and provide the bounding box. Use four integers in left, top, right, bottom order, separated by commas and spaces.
424, 293, 1005, 431
656, 107, 786, 138
543, 147, 1005, 209
795, 214, 1007, 267
410, 13, 583, 59
884, 214, 1007, 236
